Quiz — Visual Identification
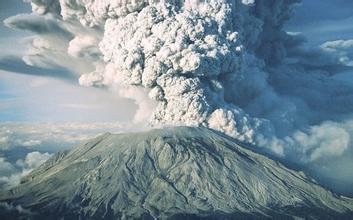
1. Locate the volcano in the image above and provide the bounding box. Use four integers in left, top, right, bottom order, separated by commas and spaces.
1, 127, 352, 219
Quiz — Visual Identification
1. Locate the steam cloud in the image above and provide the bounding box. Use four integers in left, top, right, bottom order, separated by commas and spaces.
4, 0, 353, 194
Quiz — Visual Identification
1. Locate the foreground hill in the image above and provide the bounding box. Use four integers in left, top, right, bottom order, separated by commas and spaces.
1, 127, 352, 219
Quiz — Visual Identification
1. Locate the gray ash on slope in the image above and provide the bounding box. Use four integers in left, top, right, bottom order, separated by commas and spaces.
1, 127, 353, 219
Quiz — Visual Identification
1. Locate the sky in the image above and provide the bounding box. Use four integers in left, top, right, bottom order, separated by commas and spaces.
0, 0, 352, 123
0, 0, 353, 195
0, 0, 352, 122
0, 0, 136, 123
287, 0, 353, 45
0, 0, 29, 53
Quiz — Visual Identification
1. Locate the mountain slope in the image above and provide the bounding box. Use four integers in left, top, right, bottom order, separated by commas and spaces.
1, 127, 353, 219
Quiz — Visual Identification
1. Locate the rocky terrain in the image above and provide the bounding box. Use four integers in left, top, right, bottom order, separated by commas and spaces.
1, 127, 353, 219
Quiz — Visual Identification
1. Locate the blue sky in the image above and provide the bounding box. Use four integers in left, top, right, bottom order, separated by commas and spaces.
286, 0, 353, 46
0, 73, 136, 122
0, 0, 136, 122
0, 0, 29, 53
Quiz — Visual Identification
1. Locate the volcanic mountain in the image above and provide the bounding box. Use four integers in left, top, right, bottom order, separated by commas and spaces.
1, 127, 353, 219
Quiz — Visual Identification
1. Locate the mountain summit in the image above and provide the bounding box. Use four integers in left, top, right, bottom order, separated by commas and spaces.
1, 127, 353, 219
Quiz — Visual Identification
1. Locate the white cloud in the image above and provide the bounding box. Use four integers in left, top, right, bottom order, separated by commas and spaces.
0, 121, 131, 151
0, 151, 51, 189
0, 157, 17, 177
23, 151, 52, 169
0, 157, 23, 188
321, 39, 353, 66
293, 122, 350, 161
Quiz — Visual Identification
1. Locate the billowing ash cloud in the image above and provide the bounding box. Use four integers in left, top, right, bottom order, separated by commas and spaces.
3, 0, 301, 141
68, 0, 300, 143
4, 0, 353, 194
